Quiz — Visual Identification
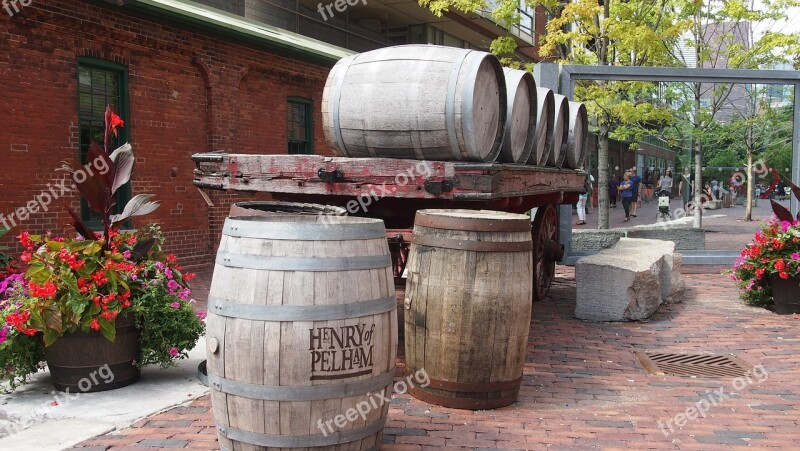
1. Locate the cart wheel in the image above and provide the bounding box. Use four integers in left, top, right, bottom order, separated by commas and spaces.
532, 204, 560, 302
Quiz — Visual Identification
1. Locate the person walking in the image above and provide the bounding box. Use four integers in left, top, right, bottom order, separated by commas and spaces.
678, 167, 692, 209
619, 172, 634, 222
658, 170, 673, 198
575, 174, 592, 225
629, 167, 642, 217
608, 176, 618, 208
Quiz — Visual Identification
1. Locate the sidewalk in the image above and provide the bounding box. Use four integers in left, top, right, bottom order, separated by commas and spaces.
66, 264, 800, 450
575, 196, 789, 251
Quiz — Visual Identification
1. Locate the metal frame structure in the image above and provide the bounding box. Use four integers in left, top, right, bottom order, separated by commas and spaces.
559, 65, 800, 217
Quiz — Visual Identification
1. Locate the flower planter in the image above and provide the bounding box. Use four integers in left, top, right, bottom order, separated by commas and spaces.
770, 275, 800, 315
43, 313, 141, 392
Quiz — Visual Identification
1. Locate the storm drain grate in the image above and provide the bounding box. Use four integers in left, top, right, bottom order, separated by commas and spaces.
635, 352, 753, 378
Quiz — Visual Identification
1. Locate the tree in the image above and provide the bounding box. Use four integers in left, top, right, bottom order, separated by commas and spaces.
666, 0, 800, 226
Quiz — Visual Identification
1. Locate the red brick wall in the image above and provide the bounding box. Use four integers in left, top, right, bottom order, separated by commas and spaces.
0, 0, 337, 268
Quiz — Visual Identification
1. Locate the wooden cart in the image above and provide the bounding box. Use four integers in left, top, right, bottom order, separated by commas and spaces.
192, 153, 585, 301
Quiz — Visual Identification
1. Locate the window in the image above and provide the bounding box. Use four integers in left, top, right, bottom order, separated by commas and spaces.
77, 58, 130, 227
518, 2, 534, 35
288, 98, 313, 154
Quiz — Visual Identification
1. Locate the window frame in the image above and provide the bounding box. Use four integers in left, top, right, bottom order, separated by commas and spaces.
287, 97, 314, 155
76, 57, 131, 229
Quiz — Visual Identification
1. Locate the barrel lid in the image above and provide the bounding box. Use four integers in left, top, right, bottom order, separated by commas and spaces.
414, 209, 530, 232
223, 215, 386, 241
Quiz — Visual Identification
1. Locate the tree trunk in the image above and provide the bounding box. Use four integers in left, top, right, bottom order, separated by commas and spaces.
745, 150, 753, 221
598, 122, 610, 229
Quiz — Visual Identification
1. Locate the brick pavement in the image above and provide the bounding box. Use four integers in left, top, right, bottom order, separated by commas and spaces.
68, 265, 800, 450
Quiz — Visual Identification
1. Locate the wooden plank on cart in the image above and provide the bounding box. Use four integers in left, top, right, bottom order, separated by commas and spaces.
193, 153, 585, 200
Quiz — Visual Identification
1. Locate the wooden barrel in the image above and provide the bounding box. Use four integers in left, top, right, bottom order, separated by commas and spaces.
404, 209, 533, 410
44, 313, 140, 393
547, 94, 570, 168
207, 215, 397, 450
529, 87, 554, 166
565, 101, 589, 169
229, 201, 347, 218
322, 44, 506, 162
499, 68, 536, 164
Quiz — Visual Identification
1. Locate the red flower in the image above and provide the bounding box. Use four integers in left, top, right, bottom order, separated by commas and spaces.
779, 271, 790, 280
90, 319, 100, 331
109, 112, 124, 137
90, 271, 108, 286
29, 281, 58, 299
775, 259, 786, 271
17, 231, 34, 249
755, 268, 765, 278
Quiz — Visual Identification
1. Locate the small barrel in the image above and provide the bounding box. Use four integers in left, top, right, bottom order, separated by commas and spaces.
529, 87, 554, 166
565, 101, 589, 169
404, 209, 533, 410
499, 68, 536, 164
44, 313, 140, 393
323, 45, 506, 162
547, 94, 570, 168
229, 201, 347, 218
207, 215, 397, 450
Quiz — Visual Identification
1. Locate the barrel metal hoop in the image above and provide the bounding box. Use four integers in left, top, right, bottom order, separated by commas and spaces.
445, 52, 466, 161
331, 55, 356, 157
217, 417, 386, 448
208, 369, 394, 401
408, 386, 519, 410
407, 373, 522, 393
411, 234, 532, 252
209, 295, 396, 321
216, 252, 391, 271
414, 214, 531, 233
223, 218, 386, 241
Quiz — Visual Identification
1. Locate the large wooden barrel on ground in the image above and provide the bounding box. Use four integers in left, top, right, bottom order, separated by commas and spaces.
547, 93, 570, 168
207, 216, 397, 450
404, 209, 533, 410
564, 101, 589, 169
529, 87, 554, 166
499, 68, 536, 164
322, 45, 506, 162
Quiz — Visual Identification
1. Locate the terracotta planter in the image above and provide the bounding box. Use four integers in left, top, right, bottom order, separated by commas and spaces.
770, 275, 800, 315
44, 313, 141, 392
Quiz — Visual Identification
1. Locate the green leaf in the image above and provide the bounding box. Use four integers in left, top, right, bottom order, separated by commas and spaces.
43, 329, 60, 347
99, 317, 116, 342
88, 303, 101, 316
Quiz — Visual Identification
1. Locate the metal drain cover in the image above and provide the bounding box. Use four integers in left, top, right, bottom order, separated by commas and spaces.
635, 352, 753, 378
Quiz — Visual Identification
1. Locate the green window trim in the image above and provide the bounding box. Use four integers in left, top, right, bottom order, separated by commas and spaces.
288, 97, 313, 155
76, 57, 131, 229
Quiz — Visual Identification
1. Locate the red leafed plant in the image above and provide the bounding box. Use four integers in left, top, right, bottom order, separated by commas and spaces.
58, 105, 160, 250
731, 177, 800, 307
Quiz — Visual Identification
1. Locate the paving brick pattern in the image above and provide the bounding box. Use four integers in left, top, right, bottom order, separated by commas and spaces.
69, 266, 800, 450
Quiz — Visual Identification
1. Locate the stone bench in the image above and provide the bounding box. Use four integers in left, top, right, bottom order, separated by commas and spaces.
575, 238, 684, 321
705, 199, 722, 210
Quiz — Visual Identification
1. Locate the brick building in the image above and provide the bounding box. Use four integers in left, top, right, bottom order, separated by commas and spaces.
0, 0, 349, 267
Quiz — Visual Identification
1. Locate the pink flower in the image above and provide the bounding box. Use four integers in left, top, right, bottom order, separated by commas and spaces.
177, 288, 191, 300
781, 221, 791, 232
791, 253, 800, 260
196, 311, 207, 320
122, 250, 132, 259
170, 301, 180, 309
169, 347, 179, 357
167, 279, 180, 292
164, 268, 174, 280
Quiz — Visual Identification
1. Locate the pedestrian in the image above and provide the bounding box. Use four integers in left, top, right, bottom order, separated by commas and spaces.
678, 167, 692, 209
576, 174, 592, 225
658, 170, 673, 198
629, 167, 642, 217
619, 172, 634, 222
644, 171, 653, 203
711, 178, 719, 198
608, 176, 618, 208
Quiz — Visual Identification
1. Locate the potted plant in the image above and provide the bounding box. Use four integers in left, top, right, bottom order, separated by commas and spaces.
0, 108, 205, 393
731, 179, 800, 314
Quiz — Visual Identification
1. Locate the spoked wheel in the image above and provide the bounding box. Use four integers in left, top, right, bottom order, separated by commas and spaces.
532, 204, 563, 302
